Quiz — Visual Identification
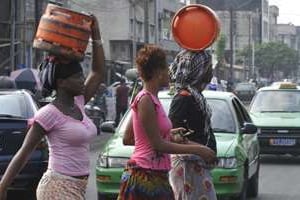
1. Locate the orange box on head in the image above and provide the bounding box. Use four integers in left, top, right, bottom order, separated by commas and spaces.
33, 3, 93, 61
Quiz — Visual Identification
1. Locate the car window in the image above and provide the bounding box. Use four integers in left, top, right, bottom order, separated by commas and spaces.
0, 94, 25, 117
232, 99, 244, 128
207, 99, 236, 133
250, 90, 300, 112
234, 98, 252, 122
118, 97, 236, 134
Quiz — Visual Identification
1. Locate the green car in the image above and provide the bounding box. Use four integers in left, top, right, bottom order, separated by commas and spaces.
96, 90, 260, 199
249, 82, 300, 155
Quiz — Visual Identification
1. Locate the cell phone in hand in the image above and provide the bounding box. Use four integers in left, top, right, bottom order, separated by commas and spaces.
180, 129, 195, 137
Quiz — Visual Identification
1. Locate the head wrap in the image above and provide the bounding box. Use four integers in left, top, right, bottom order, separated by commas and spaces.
38, 56, 83, 97
169, 50, 213, 144
169, 50, 212, 89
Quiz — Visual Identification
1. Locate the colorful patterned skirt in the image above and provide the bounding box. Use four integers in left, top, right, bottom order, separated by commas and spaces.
117, 160, 175, 200
169, 154, 217, 200
36, 170, 88, 200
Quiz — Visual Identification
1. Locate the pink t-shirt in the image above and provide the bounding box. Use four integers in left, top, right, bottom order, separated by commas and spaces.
130, 90, 172, 170
34, 95, 97, 176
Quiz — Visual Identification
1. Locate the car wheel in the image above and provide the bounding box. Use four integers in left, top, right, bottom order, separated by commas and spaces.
236, 166, 248, 200
247, 161, 260, 198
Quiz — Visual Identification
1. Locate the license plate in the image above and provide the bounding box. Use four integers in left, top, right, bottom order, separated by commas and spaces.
269, 138, 296, 146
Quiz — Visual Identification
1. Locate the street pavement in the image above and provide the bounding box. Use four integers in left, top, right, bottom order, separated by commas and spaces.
85, 133, 113, 200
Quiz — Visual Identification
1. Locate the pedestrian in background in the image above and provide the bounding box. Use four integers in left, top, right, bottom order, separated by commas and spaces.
118, 45, 216, 200
0, 15, 105, 200
168, 50, 218, 200
94, 83, 108, 119
115, 78, 129, 125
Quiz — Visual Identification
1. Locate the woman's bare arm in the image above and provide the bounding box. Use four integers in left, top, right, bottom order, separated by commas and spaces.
0, 122, 46, 189
84, 15, 105, 103
123, 116, 135, 145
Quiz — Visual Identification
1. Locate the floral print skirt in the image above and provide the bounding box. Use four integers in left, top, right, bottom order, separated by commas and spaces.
36, 170, 88, 200
169, 154, 217, 200
117, 160, 175, 200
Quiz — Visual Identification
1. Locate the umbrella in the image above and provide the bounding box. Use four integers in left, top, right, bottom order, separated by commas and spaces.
10, 68, 41, 92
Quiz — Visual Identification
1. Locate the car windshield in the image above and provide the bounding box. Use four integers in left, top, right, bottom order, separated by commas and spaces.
250, 90, 300, 112
119, 97, 236, 134
0, 94, 25, 118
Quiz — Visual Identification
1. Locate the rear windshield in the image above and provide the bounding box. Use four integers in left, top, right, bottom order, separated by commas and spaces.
0, 94, 30, 118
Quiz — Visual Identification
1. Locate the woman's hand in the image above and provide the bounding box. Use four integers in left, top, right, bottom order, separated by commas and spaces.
170, 127, 187, 143
197, 145, 217, 165
90, 14, 101, 40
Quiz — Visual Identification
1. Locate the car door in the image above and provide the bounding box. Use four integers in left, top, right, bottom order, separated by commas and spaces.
233, 98, 259, 178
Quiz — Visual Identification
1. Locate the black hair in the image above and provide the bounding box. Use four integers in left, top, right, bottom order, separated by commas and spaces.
39, 57, 83, 97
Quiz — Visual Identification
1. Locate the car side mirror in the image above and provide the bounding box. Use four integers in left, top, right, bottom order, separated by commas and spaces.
241, 122, 257, 134
100, 121, 116, 133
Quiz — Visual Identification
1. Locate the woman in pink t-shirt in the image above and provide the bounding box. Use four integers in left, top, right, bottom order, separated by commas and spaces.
117, 45, 217, 200
0, 16, 105, 200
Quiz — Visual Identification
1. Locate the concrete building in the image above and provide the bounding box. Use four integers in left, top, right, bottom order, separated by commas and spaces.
276, 24, 298, 51
70, 0, 185, 84
70, 0, 185, 64
0, 0, 69, 74
269, 5, 279, 42
196, 0, 269, 50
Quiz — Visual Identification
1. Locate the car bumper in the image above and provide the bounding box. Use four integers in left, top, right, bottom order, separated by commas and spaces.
258, 135, 300, 155
96, 166, 244, 197
212, 167, 244, 197
96, 167, 123, 195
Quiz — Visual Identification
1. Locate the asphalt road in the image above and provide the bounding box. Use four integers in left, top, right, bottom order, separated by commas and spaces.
249, 155, 300, 200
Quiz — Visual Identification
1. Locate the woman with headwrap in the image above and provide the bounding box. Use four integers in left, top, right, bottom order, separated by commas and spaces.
0, 15, 105, 200
118, 45, 216, 200
168, 50, 218, 200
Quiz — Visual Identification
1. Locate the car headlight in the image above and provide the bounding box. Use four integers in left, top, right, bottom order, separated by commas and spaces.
257, 128, 261, 134
97, 155, 129, 168
217, 157, 237, 169
97, 154, 108, 168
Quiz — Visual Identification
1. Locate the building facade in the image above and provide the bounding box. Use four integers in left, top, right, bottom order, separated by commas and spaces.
0, 0, 69, 74
71, 0, 184, 64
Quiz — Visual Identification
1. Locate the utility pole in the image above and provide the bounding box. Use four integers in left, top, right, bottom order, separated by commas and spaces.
154, 0, 158, 44
248, 13, 252, 80
10, 0, 16, 71
130, 0, 137, 65
22, 0, 26, 67
229, 7, 234, 91
144, 0, 149, 44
